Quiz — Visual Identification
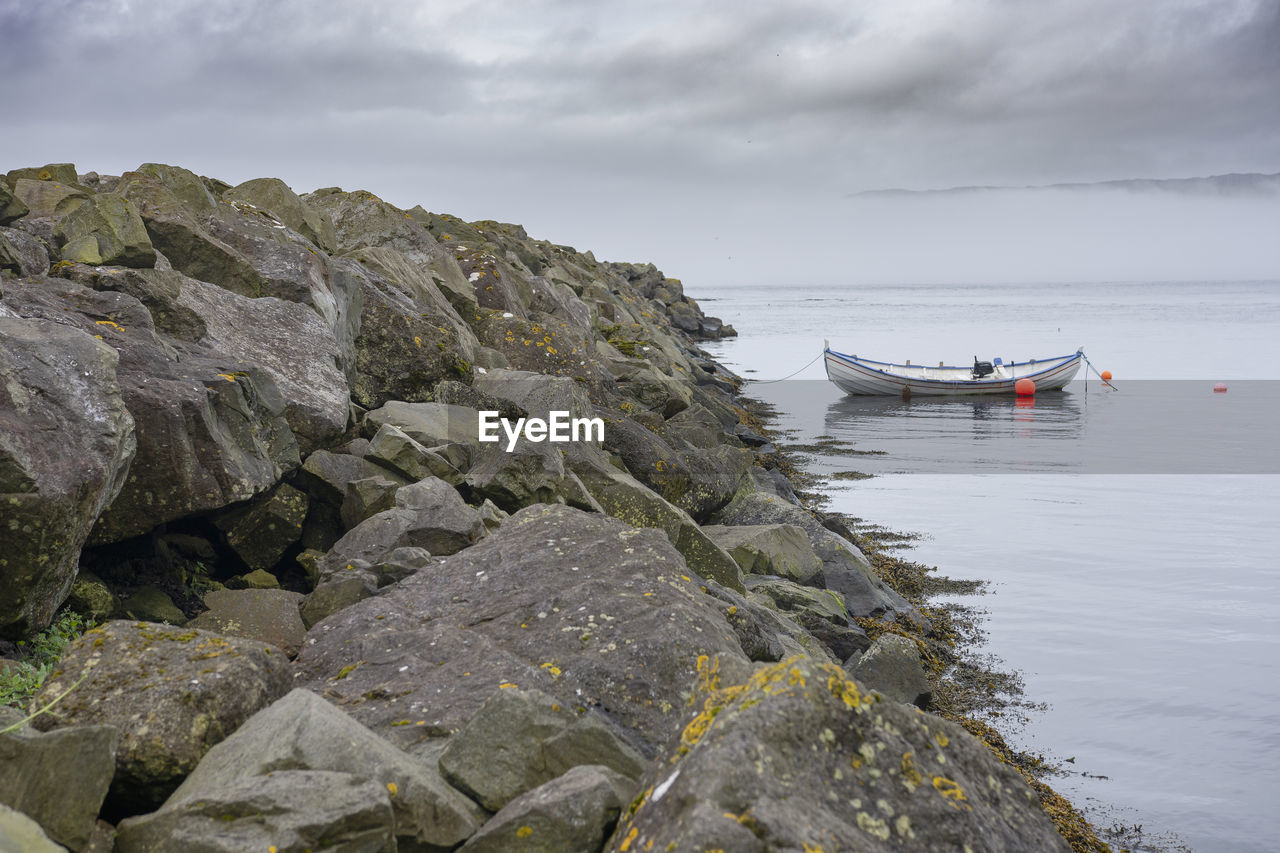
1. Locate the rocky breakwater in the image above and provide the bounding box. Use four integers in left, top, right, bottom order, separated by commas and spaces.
2, 162, 1072, 852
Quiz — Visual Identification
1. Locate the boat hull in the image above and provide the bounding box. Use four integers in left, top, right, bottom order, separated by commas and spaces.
824, 349, 1082, 396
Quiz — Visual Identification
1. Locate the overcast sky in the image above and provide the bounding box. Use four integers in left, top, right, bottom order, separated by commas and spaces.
2, 0, 1278, 285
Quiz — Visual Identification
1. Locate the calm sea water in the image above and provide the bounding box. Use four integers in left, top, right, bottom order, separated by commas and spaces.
699, 281, 1280, 853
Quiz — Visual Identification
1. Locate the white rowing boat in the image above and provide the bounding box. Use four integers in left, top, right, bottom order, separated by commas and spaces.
824, 344, 1083, 396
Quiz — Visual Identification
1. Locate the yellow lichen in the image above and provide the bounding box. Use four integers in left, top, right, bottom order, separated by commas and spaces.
932, 775, 970, 810
516, 825, 532, 838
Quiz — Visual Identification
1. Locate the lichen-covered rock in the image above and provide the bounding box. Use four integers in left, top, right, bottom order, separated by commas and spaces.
609, 656, 1070, 853
120, 585, 186, 625
848, 633, 932, 709
366, 423, 463, 484
11, 177, 89, 219
0, 724, 118, 850
0, 226, 49, 277
4, 277, 301, 544
341, 475, 401, 530
115, 770, 395, 853
364, 400, 483, 447
296, 505, 752, 754
187, 589, 306, 657
174, 277, 349, 453
566, 445, 743, 592
224, 177, 336, 252
214, 483, 309, 572
714, 489, 911, 619
116, 167, 266, 294
6, 163, 81, 187
602, 415, 753, 522
0, 183, 29, 224
464, 442, 600, 513
0, 314, 135, 637
32, 620, 292, 811
65, 571, 120, 622
167, 689, 485, 849
438, 687, 646, 812
745, 575, 849, 625
703, 523, 824, 584
461, 764, 631, 853
471, 367, 595, 419
345, 259, 478, 409
53, 194, 155, 268
320, 476, 483, 573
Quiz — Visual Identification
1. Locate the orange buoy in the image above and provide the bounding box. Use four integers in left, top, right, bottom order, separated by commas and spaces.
1100, 370, 1112, 382
1015, 378, 1036, 396
1214, 383, 1228, 393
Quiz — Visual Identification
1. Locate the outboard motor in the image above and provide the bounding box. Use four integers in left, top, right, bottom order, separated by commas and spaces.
972, 357, 994, 379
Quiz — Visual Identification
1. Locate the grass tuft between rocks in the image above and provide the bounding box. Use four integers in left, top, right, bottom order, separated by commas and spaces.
0, 610, 94, 709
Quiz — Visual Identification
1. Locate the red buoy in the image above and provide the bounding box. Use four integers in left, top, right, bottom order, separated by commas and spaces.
1100, 370, 1112, 382
1214, 383, 1228, 393
1015, 378, 1036, 396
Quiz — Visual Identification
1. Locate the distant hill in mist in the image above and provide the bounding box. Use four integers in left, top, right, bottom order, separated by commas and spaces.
855, 172, 1280, 199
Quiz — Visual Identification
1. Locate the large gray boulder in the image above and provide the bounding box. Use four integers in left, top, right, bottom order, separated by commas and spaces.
175, 277, 349, 453
214, 483, 309, 572
3, 276, 301, 544
0, 314, 135, 637
0, 803, 65, 853
464, 442, 600, 513
115, 770, 395, 853
602, 415, 753, 522
847, 633, 932, 709
319, 476, 484, 573
53, 193, 155, 268
366, 423, 463, 485
0, 226, 50, 277
471, 368, 595, 419
117, 165, 267, 296
341, 255, 479, 409
566, 445, 743, 591
714, 489, 911, 618
0, 183, 28, 224
609, 656, 1070, 853
364, 400, 484, 447
10, 177, 88, 219
32, 620, 292, 811
224, 176, 336, 252
296, 505, 752, 754
168, 689, 485, 850
461, 765, 631, 853
437, 686, 645, 812
745, 575, 849, 624
702, 523, 824, 584
187, 588, 307, 657
0, 724, 118, 850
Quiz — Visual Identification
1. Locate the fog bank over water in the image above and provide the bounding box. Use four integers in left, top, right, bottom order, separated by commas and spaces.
830, 188, 1280, 286
480, 181, 1280, 291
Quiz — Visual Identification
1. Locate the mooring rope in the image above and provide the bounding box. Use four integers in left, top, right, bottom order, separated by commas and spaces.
749, 350, 826, 384
1080, 351, 1117, 390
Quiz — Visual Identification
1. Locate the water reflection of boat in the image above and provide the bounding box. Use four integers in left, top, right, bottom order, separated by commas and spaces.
820, 392, 1085, 473
824, 343, 1083, 396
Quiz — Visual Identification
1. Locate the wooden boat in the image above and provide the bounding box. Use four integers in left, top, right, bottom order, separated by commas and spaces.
824, 343, 1083, 396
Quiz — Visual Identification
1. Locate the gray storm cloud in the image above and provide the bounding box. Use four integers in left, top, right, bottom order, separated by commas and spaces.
2, 0, 1277, 285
